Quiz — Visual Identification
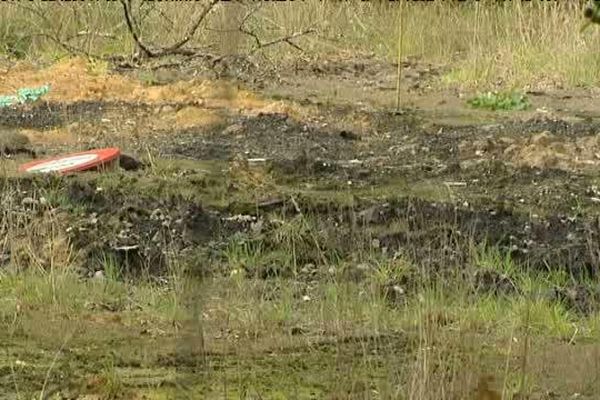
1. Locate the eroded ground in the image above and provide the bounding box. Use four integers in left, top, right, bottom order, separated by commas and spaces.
2, 57, 600, 399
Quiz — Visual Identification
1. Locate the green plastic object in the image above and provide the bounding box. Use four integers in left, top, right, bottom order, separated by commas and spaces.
0, 84, 50, 108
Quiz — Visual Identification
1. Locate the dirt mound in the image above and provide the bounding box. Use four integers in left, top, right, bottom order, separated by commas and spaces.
506, 131, 600, 170
0, 57, 309, 122
0, 177, 250, 277
63, 180, 227, 276
460, 131, 600, 171
337, 197, 600, 280
0, 58, 245, 104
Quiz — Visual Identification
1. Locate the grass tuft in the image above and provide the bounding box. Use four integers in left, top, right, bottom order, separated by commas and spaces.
467, 90, 530, 111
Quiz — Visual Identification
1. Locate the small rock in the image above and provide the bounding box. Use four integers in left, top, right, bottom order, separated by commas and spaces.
300, 263, 315, 276
290, 326, 305, 336
93, 270, 105, 280
0, 130, 36, 158
356, 263, 371, 272
503, 144, 519, 155
392, 285, 404, 295
21, 197, 38, 206
530, 131, 555, 146
119, 154, 144, 171
250, 220, 263, 234
160, 105, 174, 114
222, 123, 244, 135
381, 283, 406, 304
340, 130, 360, 141
473, 269, 517, 296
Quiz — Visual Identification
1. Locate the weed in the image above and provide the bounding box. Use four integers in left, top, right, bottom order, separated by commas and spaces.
86, 58, 109, 76
138, 70, 160, 87
99, 358, 124, 400
467, 90, 530, 111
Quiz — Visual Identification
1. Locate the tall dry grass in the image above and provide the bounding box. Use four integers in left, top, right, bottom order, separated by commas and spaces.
0, 1, 598, 89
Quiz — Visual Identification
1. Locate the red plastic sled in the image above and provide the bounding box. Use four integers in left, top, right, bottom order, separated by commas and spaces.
19, 147, 121, 175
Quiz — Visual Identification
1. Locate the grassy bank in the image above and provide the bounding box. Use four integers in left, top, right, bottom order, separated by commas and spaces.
0, 170, 600, 398
2, 252, 600, 398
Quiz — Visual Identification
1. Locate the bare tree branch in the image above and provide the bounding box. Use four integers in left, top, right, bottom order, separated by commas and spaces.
33, 33, 103, 59
15, 0, 316, 71
14, 3, 105, 59
119, 0, 220, 59
235, 3, 314, 55
248, 28, 316, 55
162, 0, 220, 53
119, 0, 155, 57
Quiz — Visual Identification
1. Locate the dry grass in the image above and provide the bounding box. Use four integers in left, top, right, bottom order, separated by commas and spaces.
0, 1, 598, 90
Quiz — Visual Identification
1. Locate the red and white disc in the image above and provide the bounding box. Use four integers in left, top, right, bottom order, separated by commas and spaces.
19, 148, 121, 175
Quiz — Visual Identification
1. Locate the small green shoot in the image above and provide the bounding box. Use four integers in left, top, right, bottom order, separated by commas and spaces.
467, 90, 530, 111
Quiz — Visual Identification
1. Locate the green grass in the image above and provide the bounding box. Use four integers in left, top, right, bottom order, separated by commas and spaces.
2, 233, 600, 398
467, 90, 530, 111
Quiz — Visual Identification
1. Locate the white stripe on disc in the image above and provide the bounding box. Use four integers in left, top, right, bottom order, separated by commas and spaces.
26, 154, 99, 173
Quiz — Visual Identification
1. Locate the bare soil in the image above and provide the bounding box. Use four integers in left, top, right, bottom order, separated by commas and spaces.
2, 56, 600, 399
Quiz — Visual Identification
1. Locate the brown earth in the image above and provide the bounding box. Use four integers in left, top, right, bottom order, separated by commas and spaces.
2, 55, 600, 399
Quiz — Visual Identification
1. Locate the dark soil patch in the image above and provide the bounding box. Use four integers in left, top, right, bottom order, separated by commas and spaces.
164, 113, 359, 161
1, 176, 246, 278
5, 93, 600, 310
0, 101, 117, 129
267, 195, 600, 283
64, 179, 240, 277
366, 197, 600, 278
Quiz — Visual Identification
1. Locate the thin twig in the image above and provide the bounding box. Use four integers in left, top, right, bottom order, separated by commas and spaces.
14, 4, 96, 57
248, 28, 316, 55
120, 0, 219, 58
39, 331, 73, 400
119, 0, 155, 57
161, 0, 220, 54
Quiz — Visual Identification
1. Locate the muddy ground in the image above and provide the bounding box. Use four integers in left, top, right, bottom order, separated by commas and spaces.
2, 56, 600, 398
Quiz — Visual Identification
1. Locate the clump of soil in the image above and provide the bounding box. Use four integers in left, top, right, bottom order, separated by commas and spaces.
0, 177, 242, 277
509, 131, 600, 170
459, 129, 600, 172
0, 128, 36, 157
63, 180, 228, 276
